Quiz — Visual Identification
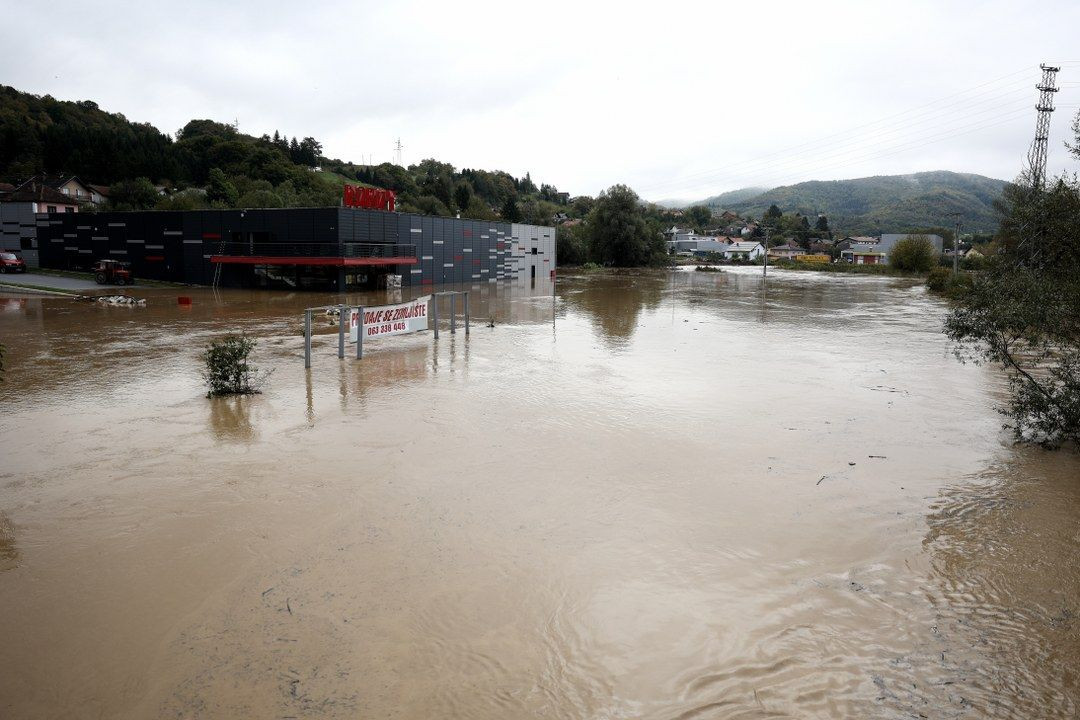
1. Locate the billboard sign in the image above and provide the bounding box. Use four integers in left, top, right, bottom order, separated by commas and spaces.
349, 295, 431, 342
343, 184, 396, 212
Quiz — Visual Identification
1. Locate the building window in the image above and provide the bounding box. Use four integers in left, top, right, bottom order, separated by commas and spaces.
65, 206, 74, 213
531, 247, 538, 255
47, 205, 57, 213
62, 188, 70, 195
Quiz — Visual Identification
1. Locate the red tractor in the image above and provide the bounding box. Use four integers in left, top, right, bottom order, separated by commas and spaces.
92, 259, 134, 286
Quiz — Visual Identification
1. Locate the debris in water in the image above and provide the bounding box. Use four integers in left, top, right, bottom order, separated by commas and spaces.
869, 455, 887, 459
816, 475, 827, 486
74, 294, 146, 306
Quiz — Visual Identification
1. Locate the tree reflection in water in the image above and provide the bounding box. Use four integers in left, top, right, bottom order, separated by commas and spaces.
560, 273, 665, 345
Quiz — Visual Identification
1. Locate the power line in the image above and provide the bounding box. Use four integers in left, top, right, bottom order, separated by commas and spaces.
638, 66, 1040, 194
645, 100, 1035, 197
658, 84, 1036, 189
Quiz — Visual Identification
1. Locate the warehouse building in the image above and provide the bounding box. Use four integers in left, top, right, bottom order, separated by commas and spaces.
34, 207, 556, 290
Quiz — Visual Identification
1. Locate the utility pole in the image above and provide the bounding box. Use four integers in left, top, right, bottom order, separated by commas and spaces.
762, 224, 769, 278
1028, 63, 1060, 190
952, 215, 962, 276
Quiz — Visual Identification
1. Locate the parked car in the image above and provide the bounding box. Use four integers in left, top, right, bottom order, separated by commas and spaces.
0, 252, 26, 273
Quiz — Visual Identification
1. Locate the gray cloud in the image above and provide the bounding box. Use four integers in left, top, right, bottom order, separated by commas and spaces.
5, 0, 1080, 200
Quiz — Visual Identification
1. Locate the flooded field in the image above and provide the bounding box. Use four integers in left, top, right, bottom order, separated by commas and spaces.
1, 267, 1078, 719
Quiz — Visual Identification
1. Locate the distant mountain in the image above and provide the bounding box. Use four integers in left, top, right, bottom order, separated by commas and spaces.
695, 186, 771, 208
696, 171, 1008, 235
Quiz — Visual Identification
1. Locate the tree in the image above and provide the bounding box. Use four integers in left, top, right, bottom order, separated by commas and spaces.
556, 222, 589, 266
107, 177, 159, 210
519, 172, 537, 195
206, 167, 238, 206
586, 185, 665, 267
764, 204, 782, 222
944, 112, 1080, 446
453, 180, 473, 212
570, 195, 594, 218
685, 205, 713, 231
889, 234, 938, 271
297, 137, 322, 167
501, 196, 522, 222
815, 214, 829, 232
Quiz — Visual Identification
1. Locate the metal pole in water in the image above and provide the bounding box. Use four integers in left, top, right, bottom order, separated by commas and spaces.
356, 306, 364, 359
433, 295, 439, 340
450, 293, 456, 334
763, 226, 769, 279
304, 309, 312, 368
338, 304, 345, 359
464, 292, 469, 335
953, 217, 961, 276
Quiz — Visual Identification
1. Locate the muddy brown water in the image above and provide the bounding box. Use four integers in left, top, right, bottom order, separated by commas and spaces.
1, 268, 1078, 719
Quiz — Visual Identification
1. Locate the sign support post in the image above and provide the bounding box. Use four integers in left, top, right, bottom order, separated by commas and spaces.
304, 309, 312, 369
464, 293, 470, 335
356, 306, 364, 359
450, 293, 456, 334
433, 297, 439, 340
337, 304, 345, 359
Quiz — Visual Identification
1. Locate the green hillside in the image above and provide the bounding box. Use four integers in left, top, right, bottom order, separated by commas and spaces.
0, 85, 570, 223
700, 171, 1008, 235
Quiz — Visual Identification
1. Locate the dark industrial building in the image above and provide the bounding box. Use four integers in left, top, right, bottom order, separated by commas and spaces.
33, 207, 556, 290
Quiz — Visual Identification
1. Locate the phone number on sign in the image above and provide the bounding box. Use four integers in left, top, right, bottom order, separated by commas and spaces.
366, 322, 408, 336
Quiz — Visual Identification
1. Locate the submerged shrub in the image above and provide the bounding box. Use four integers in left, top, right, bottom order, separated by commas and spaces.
890, 235, 938, 272
926, 267, 951, 292
203, 335, 264, 397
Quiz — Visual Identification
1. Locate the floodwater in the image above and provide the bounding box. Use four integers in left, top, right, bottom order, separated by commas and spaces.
1, 267, 1078, 719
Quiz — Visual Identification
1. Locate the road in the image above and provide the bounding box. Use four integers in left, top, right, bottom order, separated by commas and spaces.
0, 271, 125, 291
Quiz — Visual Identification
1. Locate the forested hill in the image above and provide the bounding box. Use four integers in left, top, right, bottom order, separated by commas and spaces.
0, 85, 571, 223
698, 171, 1009, 235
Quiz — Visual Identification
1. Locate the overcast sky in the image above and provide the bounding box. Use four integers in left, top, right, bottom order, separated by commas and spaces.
4, 1, 1080, 202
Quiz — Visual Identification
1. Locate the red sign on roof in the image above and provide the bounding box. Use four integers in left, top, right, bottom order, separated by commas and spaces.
343, 184, 395, 212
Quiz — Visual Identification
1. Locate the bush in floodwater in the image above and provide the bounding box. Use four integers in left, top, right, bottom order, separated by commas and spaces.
927, 267, 974, 299
202, 335, 264, 397
890, 235, 938, 272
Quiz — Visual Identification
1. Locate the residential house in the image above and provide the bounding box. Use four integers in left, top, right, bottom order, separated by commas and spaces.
723, 241, 765, 261
37, 175, 98, 204
767, 241, 806, 261
0, 179, 79, 213
88, 184, 112, 204
840, 243, 886, 264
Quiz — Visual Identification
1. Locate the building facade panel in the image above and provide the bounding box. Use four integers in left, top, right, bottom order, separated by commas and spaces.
34, 207, 554, 291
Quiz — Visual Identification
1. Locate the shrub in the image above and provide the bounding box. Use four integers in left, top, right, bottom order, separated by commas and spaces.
890, 235, 938, 272
926, 266, 951, 292
203, 335, 264, 397
927, 267, 975, 298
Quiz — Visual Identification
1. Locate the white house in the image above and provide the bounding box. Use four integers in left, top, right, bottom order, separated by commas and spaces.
724, 241, 765, 261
